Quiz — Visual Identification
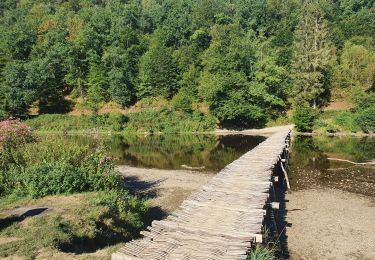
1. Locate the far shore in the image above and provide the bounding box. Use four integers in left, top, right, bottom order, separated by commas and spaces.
31, 125, 375, 138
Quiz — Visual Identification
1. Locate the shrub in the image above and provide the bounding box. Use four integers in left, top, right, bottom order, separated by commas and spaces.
92, 190, 149, 230
26, 114, 127, 132
133, 96, 170, 109
248, 245, 275, 260
313, 111, 361, 133
0, 118, 36, 149
172, 91, 193, 112
356, 106, 375, 133
1, 137, 120, 198
0, 193, 149, 259
124, 108, 216, 133
293, 106, 319, 132
334, 111, 359, 132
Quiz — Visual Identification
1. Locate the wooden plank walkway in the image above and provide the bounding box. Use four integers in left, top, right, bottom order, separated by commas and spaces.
113, 128, 292, 260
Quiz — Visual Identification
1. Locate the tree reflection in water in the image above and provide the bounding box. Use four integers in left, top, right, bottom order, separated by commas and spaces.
290, 136, 375, 196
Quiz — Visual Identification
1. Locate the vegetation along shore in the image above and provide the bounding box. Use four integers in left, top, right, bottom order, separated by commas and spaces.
0, 0, 374, 259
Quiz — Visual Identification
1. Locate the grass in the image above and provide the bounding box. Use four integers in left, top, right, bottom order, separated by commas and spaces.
0, 124, 149, 259
26, 113, 127, 132
124, 108, 216, 133
246, 226, 279, 260
0, 192, 146, 259
25, 108, 217, 134
248, 245, 275, 260
313, 110, 361, 134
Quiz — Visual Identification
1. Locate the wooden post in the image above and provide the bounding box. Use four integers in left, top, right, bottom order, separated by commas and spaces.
280, 159, 291, 190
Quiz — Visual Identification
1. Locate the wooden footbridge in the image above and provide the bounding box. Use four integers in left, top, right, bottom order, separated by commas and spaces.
113, 128, 292, 260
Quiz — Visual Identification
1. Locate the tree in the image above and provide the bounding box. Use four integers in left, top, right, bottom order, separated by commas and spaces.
198, 24, 286, 127
138, 31, 180, 99
334, 38, 375, 91
292, 1, 334, 108
86, 64, 109, 113
0, 62, 30, 117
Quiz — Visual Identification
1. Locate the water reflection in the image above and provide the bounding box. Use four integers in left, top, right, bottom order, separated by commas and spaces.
62, 134, 265, 172
290, 136, 375, 196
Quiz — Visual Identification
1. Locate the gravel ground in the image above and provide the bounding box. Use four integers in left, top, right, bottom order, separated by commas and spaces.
286, 188, 375, 260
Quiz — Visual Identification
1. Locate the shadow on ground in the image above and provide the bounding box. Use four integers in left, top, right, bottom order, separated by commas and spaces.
263, 152, 290, 259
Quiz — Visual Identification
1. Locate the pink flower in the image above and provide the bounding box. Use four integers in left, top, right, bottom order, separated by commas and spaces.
0, 118, 36, 149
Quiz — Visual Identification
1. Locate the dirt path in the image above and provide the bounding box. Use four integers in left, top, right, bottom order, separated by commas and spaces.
116, 166, 214, 213
286, 188, 375, 260
215, 125, 294, 136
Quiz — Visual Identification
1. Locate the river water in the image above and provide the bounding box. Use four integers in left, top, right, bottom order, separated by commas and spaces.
289, 135, 375, 197
63, 134, 266, 172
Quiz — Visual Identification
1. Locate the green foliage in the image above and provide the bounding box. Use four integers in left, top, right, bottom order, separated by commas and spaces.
0, 128, 149, 256
86, 64, 109, 113
248, 245, 275, 260
313, 93, 375, 134
26, 114, 127, 132
0, 130, 149, 258
0, 215, 74, 259
293, 106, 319, 132
138, 31, 180, 99
0, 127, 148, 259
291, 1, 334, 108
334, 38, 375, 91
313, 110, 360, 133
26, 110, 216, 133
0, 0, 374, 127
124, 108, 216, 133
198, 24, 287, 127
0, 136, 120, 198
172, 91, 193, 112
0, 192, 149, 259
0, 118, 36, 150
356, 106, 375, 133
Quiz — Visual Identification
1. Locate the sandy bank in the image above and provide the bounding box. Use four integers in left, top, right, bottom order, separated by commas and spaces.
287, 188, 375, 260
116, 166, 214, 213
215, 125, 294, 136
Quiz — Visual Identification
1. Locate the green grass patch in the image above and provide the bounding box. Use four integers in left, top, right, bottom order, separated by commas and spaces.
313, 110, 361, 134
248, 245, 275, 260
0, 192, 148, 259
26, 113, 127, 132
26, 109, 217, 133
123, 108, 216, 133
0, 125, 149, 258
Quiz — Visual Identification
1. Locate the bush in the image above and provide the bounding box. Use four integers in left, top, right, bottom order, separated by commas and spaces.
26, 114, 127, 132
124, 108, 216, 133
0, 134, 150, 258
293, 106, 319, 132
0, 192, 149, 259
0, 137, 120, 198
313, 111, 360, 133
356, 106, 375, 133
172, 91, 193, 112
0, 118, 36, 149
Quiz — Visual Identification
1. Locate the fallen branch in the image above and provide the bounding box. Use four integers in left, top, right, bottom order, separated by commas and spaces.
181, 165, 205, 170
327, 158, 375, 165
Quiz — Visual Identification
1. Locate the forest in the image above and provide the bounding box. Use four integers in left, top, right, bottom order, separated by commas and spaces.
0, 0, 374, 131
0, 1, 374, 258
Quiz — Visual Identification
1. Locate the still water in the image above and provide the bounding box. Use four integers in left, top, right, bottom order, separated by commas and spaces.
64, 134, 266, 172
290, 136, 375, 197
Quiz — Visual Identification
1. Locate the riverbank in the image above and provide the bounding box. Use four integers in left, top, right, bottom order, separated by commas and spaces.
287, 188, 375, 260
116, 166, 213, 214
298, 131, 374, 137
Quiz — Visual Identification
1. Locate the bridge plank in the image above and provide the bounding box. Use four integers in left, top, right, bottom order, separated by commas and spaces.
112, 128, 291, 260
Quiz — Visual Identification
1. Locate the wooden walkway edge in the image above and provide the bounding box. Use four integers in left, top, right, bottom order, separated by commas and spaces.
113, 128, 292, 260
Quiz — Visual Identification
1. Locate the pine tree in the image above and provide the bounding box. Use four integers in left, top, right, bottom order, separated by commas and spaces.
292, 1, 333, 108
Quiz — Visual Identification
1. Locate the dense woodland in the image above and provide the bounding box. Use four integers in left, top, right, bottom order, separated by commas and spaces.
0, 0, 374, 129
